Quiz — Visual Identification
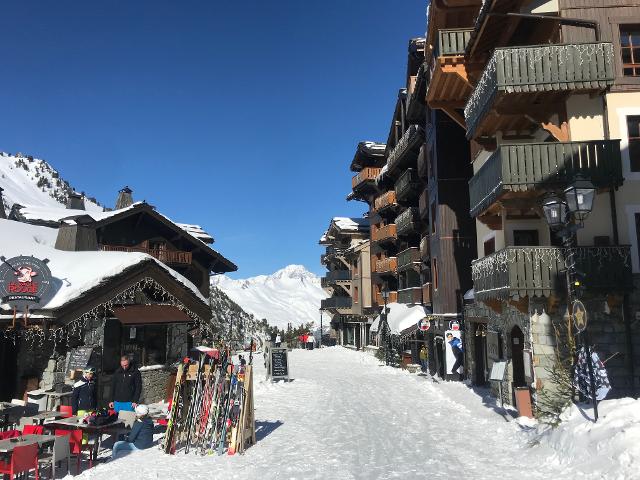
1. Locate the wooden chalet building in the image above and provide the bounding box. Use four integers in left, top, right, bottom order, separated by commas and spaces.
1, 188, 236, 404
319, 217, 372, 349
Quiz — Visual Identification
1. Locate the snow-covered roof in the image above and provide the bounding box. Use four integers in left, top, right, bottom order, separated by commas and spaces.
176, 223, 214, 244
333, 217, 369, 231
371, 303, 431, 335
0, 219, 207, 313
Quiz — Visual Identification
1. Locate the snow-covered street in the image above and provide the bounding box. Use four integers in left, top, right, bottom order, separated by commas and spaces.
69, 347, 639, 480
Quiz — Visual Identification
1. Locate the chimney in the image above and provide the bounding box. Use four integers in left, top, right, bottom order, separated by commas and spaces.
115, 186, 133, 210
0, 187, 6, 219
66, 191, 85, 210
54, 215, 98, 251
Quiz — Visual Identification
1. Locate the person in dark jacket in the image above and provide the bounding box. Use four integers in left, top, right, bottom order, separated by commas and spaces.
111, 404, 154, 459
71, 367, 97, 415
108, 355, 142, 412
447, 333, 464, 380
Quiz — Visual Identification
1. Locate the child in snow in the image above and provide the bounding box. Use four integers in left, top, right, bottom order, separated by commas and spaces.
447, 333, 464, 380
111, 404, 154, 459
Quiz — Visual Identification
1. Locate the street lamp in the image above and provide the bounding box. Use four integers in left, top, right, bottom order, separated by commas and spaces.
381, 285, 391, 366
540, 177, 598, 421
319, 308, 323, 349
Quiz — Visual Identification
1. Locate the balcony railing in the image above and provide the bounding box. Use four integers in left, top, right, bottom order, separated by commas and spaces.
417, 144, 428, 179
321, 297, 352, 310
469, 140, 623, 217
375, 257, 398, 275
436, 28, 473, 57
352, 167, 382, 190
397, 247, 421, 270
464, 42, 615, 138
375, 291, 398, 305
100, 245, 192, 265
395, 168, 421, 202
374, 191, 398, 212
396, 207, 419, 236
372, 224, 397, 243
471, 246, 633, 301
422, 283, 432, 304
420, 236, 429, 261
398, 287, 423, 305
387, 125, 424, 174
321, 270, 352, 288
419, 189, 429, 220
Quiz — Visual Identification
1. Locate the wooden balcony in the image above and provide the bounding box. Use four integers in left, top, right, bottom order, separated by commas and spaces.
417, 144, 428, 180
420, 236, 429, 261
395, 207, 420, 236
464, 43, 615, 139
375, 291, 398, 306
100, 245, 192, 265
321, 270, 352, 288
427, 29, 477, 128
419, 189, 429, 221
397, 247, 421, 271
471, 246, 633, 301
395, 169, 421, 203
387, 125, 424, 176
374, 191, 398, 214
422, 282, 432, 305
321, 296, 352, 310
372, 224, 397, 245
469, 140, 623, 220
406, 63, 428, 125
352, 167, 381, 191
398, 287, 423, 305
375, 257, 398, 275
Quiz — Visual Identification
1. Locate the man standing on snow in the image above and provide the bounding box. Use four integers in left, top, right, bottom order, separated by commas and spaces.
108, 355, 142, 412
419, 345, 429, 373
275, 333, 282, 347
447, 333, 464, 380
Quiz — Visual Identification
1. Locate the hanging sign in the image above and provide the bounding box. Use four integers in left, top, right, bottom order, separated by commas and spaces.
572, 300, 588, 333
0, 256, 54, 309
417, 318, 431, 332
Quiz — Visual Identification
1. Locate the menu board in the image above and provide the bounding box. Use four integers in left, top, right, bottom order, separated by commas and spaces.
66, 347, 94, 373
270, 348, 289, 380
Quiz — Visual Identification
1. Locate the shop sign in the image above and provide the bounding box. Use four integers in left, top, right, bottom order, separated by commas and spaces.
417, 318, 430, 332
448, 320, 460, 331
572, 300, 588, 333
0, 256, 54, 310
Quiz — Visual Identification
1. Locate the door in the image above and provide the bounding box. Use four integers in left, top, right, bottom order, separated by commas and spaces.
0, 336, 17, 401
435, 337, 445, 378
511, 326, 526, 387
474, 324, 488, 386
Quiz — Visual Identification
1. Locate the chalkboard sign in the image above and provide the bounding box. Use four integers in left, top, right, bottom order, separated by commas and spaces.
270, 348, 289, 380
66, 347, 94, 373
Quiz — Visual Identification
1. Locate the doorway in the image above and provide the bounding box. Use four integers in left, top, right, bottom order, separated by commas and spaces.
434, 337, 445, 378
474, 323, 488, 386
0, 336, 18, 401
510, 325, 526, 387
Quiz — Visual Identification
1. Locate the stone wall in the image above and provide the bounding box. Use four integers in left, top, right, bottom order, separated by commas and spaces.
139, 366, 174, 404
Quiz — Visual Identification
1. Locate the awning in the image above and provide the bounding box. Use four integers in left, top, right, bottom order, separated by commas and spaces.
112, 304, 192, 325
370, 303, 432, 335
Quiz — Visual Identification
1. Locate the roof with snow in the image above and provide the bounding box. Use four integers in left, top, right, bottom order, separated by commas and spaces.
371, 303, 432, 336
319, 217, 369, 244
0, 219, 210, 321
350, 141, 387, 173
176, 223, 214, 244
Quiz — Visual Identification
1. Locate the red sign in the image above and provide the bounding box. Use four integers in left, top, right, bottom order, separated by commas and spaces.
418, 318, 431, 332
0, 256, 53, 309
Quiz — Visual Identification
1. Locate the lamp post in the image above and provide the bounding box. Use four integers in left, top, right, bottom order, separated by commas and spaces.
319, 308, 323, 349
541, 175, 599, 421
381, 285, 391, 366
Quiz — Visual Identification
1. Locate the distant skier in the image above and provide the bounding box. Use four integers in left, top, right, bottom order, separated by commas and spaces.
306, 334, 315, 350
447, 333, 464, 380
275, 334, 282, 347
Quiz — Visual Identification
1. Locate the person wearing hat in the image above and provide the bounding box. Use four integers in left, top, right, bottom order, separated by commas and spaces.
111, 404, 154, 459
71, 367, 97, 416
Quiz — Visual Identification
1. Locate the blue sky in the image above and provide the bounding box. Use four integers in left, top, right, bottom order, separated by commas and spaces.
0, 0, 427, 278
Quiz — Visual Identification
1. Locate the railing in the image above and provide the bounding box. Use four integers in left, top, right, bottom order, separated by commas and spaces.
321, 270, 352, 287
419, 189, 429, 220
395, 168, 420, 202
471, 246, 633, 301
396, 207, 419, 236
321, 297, 352, 309
100, 245, 192, 265
375, 257, 398, 275
352, 167, 382, 189
464, 42, 615, 138
398, 287, 423, 304
469, 140, 623, 217
387, 125, 424, 173
372, 224, 397, 243
420, 236, 429, 260
375, 291, 398, 305
436, 28, 473, 56
422, 283, 432, 304
417, 145, 428, 179
397, 247, 421, 270
374, 191, 398, 212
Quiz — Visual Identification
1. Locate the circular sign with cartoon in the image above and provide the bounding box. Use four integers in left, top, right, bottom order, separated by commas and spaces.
572, 300, 588, 333
0, 256, 54, 310
417, 318, 431, 332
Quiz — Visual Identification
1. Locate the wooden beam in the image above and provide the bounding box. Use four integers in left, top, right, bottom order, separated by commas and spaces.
441, 106, 466, 130
540, 120, 570, 142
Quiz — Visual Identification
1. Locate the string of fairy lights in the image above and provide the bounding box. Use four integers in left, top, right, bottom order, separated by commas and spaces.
0, 276, 209, 348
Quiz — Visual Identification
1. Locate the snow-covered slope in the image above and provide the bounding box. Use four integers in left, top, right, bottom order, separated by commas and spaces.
211, 265, 328, 329
0, 152, 103, 213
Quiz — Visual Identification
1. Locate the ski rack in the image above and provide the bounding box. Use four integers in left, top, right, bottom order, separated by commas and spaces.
236, 365, 256, 454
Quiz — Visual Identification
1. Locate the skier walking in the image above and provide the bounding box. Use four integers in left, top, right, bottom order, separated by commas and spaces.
108, 355, 142, 412
447, 333, 464, 380
419, 345, 429, 373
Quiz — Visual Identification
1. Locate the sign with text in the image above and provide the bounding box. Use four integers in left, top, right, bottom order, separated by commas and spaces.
489, 361, 508, 382
572, 300, 588, 333
0, 256, 54, 310
66, 346, 94, 374
269, 347, 289, 380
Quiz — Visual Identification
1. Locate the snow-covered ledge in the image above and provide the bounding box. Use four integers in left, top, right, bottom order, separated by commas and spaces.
139, 364, 165, 372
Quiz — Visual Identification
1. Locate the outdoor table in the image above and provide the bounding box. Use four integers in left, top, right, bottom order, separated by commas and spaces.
0, 403, 24, 431
0, 433, 55, 462
43, 391, 72, 411
44, 416, 127, 464
22, 411, 67, 425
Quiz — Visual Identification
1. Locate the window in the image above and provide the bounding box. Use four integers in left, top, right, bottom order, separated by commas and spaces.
627, 116, 640, 172
620, 25, 640, 76
430, 203, 436, 234
483, 237, 495, 256
513, 229, 539, 246
353, 286, 359, 303
432, 258, 438, 291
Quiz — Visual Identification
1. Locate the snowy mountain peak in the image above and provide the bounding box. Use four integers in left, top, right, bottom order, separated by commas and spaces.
270, 264, 317, 281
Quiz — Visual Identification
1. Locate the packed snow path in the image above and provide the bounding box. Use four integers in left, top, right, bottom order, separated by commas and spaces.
68, 347, 618, 479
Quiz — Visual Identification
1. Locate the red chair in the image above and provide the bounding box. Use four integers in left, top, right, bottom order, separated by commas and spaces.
0, 443, 39, 479
55, 429, 94, 473
0, 430, 21, 440
58, 405, 73, 418
22, 425, 44, 435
